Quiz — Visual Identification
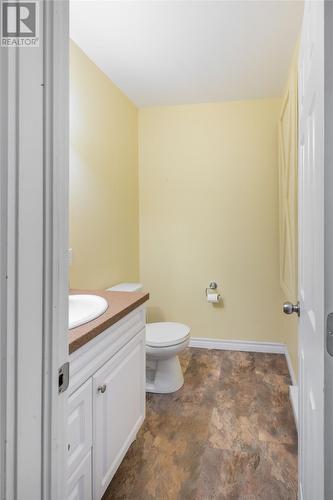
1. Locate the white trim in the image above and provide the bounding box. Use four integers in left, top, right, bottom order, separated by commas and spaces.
189, 337, 286, 354
0, 1, 69, 497
0, 37, 16, 500
43, 1, 69, 499
2, 14, 46, 497
284, 345, 298, 431
43, 2, 70, 498
289, 385, 299, 430
285, 346, 297, 386
299, 483, 304, 500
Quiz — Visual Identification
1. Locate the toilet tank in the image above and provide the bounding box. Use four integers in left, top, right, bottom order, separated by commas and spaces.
107, 283, 143, 292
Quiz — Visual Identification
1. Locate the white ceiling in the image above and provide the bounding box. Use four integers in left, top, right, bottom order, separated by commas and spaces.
70, 0, 304, 107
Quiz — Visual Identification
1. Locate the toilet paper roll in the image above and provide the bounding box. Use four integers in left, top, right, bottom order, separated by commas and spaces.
207, 293, 220, 303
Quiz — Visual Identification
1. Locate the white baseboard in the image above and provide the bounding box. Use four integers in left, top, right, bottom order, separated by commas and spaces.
284, 347, 297, 386
289, 385, 299, 430
189, 337, 285, 354
189, 337, 298, 429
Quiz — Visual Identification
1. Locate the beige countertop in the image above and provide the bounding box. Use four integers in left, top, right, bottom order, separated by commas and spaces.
69, 289, 149, 354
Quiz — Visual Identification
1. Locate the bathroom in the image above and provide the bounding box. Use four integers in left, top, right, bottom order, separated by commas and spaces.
65, 1, 303, 498
3, 0, 333, 497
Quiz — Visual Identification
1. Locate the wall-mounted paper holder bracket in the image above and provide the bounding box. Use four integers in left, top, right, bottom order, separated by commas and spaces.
205, 281, 218, 296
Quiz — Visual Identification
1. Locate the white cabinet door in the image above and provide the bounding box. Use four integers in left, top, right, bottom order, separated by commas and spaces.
67, 379, 92, 478
92, 330, 145, 500
67, 452, 92, 500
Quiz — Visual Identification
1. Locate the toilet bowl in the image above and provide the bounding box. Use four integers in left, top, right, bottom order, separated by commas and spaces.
146, 322, 190, 393
107, 283, 191, 394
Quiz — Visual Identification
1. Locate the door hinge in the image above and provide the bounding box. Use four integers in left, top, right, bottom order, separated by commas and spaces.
327, 313, 333, 357
58, 362, 70, 393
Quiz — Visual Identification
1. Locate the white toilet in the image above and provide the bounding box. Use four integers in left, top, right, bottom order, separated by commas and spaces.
107, 283, 191, 393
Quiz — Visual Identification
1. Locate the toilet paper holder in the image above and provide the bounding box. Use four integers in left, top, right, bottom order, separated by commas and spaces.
205, 282, 221, 303
205, 281, 218, 296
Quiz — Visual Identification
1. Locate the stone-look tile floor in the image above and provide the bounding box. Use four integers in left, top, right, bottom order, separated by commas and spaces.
103, 349, 298, 500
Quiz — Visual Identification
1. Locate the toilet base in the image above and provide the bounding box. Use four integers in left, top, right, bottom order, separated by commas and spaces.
146, 355, 184, 393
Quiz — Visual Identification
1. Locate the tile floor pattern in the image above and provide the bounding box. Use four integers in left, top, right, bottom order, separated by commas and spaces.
103, 349, 298, 500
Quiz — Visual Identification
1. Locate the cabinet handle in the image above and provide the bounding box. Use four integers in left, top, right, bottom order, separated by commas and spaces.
97, 384, 107, 394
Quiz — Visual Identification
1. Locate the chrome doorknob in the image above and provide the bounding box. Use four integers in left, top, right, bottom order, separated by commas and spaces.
97, 384, 107, 394
283, 301, 300, 316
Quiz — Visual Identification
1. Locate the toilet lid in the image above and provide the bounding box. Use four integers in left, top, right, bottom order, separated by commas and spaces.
146, 322, 191, 347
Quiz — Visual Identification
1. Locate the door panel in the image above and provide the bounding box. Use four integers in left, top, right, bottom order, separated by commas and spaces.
279, 55, 298, 302
298, 1, 324, 498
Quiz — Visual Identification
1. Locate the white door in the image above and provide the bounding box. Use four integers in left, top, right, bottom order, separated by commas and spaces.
93, 331, 145, 500
324, 2, 333, 497
298, 1, 324, 498
0, 1, 69, 498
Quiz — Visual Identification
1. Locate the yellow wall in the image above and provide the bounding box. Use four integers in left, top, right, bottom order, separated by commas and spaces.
69, 41, 139, 289
70, 39, 299, 371
139, 100, 289, 344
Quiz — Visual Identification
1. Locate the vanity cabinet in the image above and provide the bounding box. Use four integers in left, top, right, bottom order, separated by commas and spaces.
67, 306, 146, 500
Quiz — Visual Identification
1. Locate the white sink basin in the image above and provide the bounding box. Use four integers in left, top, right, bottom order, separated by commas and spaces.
69, 294, 109, 330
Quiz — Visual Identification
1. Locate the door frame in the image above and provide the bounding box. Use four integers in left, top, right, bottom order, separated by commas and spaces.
0, 1, 69, 498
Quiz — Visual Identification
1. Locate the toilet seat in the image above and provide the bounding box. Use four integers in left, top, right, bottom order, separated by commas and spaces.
146, 322, 190, 348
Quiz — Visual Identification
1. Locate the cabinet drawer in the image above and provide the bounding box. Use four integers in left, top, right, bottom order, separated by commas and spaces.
69, 306, 146, 395
67, 451, 92, 500
67, 379, 92, 478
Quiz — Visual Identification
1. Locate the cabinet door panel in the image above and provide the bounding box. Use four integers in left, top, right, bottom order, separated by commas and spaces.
67, 451, 92, 500
67, 379, 92, 477
93, 330, 145, 499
